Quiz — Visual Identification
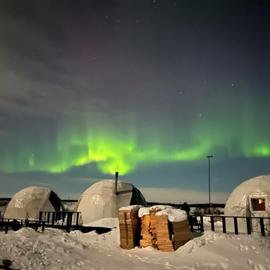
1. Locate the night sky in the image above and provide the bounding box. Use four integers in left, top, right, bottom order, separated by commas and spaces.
1, 0, 270, 202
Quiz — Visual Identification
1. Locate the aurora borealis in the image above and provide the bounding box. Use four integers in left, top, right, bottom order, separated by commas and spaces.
1, 99, 270, 176
0, 0, 270, 201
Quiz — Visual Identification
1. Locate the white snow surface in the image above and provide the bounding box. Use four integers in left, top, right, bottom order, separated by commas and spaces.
119, 205, 142, 211
138, 205, 187, 222
0, 218, 270, 270
155, 208, 187, 222
138, 207, 150, 217
84, 217, 119, 228
138, 205, 173, 217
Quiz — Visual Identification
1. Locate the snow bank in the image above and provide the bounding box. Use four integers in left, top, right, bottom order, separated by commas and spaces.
1, 218, 270, 270
83, 217, 119, 228
0, 228, 90, 270
175, 231, 226, 256
202, 216, 223, 225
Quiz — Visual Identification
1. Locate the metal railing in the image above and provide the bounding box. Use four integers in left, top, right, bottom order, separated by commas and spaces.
189, 215, 270, 237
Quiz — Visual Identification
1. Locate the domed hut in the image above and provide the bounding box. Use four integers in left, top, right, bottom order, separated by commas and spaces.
4, 186, 62, 220
224, 175, 270, 233
76, 179, 147, 224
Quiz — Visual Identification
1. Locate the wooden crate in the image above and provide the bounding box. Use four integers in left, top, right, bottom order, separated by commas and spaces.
140, 214, 156, 247
172, 220, 193, 250
119, 208, 140, 249
139, 213, 193, 252
119, 206, 193, 252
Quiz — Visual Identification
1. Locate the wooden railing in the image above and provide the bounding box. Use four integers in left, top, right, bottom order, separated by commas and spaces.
2, 212, 269, 237
0, 218, 43, 233
189, 215, 270, 237
39, 211, 81, 227
0, 211, 81, 234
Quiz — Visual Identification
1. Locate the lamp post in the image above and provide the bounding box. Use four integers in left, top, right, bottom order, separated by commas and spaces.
207, 155, 213, 213
115, 171, 119, 195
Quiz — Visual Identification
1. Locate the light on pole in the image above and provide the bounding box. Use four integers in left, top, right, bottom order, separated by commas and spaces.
207, 155, 213, 213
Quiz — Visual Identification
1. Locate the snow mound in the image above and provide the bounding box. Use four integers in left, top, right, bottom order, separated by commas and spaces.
1, 220, 270, 270
175, 231, 226, 256
84, 217, 119, 228
70, 226, 120, 249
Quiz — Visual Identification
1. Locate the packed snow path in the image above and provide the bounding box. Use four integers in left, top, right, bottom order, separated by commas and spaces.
0, 218, 269, 270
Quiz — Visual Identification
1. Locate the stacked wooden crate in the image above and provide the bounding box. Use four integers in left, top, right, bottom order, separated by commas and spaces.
139, 206, 193, 252
118, 206, 140, 249
119, 205, 193, 251
139, 207, 174, 251
140, 214, 154, 248
172, 219, 193, 250
152, 214, 174, 252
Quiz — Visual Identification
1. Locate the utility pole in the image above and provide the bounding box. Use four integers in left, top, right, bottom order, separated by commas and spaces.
207, 155, 213, 213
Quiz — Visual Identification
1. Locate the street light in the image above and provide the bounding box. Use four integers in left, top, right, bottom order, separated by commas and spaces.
207, 155, 213, 213
115, 171, 119, 195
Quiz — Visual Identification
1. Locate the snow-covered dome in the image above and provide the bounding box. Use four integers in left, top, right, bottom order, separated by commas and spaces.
76, 179, 147, 224
4, 186, 62, 220
224, 175, 270, 233
225, 175, 270, 216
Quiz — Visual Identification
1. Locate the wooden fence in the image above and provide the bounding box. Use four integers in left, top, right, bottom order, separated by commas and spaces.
0, 218, 43, 233
39, 211, 81, 228
1, 212, 270, 237
0, 211, 81, 234
190, 215, 270, 237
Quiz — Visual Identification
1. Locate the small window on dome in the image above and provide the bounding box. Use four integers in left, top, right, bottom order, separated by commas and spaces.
250, 198, 266, 211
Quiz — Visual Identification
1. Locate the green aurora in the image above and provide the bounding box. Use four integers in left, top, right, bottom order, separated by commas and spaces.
1, 102, 270, 176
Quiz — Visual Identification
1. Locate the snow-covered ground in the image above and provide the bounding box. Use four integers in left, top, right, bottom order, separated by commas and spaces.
0, 218, 269, 270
